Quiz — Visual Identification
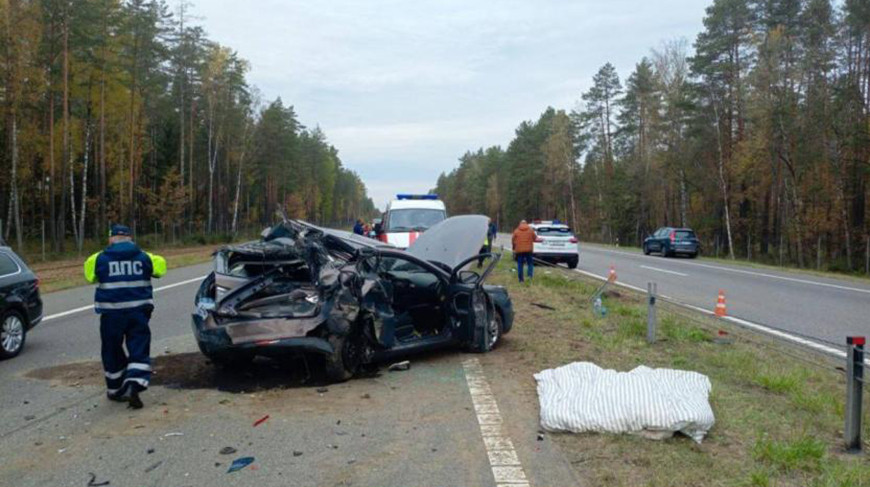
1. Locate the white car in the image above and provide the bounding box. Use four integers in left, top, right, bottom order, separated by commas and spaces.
377, 195, 447, 249
530, 221, 579, 269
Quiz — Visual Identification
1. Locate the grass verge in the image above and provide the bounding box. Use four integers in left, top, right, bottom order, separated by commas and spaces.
487, 255, 870, 487
32, 244, 223, 294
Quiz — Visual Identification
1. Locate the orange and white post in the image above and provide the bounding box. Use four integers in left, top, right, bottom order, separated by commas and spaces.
714, 289, 727, 317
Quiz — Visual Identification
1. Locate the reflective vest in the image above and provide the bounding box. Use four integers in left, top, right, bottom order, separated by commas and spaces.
84, 242, 166, 313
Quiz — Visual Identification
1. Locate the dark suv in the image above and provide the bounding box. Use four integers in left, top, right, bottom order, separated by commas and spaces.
643, 227, 700, 258
0, 247, 42, 358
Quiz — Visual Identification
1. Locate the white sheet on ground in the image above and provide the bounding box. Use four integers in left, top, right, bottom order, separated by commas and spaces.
535, 362, 714, 443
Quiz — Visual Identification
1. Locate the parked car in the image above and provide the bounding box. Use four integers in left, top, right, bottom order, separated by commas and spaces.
0, 247, 43, 359
192, 215, 513, 382
529, 221, 579, 269
643, 227, 700, 258
377, 194, 447, 248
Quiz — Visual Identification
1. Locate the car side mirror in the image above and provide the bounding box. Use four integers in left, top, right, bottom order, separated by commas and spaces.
457, 270, 480, 285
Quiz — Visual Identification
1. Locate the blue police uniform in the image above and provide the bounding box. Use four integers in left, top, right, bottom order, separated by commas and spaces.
84, 225, 166, 403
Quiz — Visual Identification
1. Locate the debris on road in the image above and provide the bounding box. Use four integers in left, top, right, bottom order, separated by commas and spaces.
535, 362, 715, 443
531, 302, 556, 311
713, 330, 734, 345
146, 448, 155, 454
227, 457, 255, 473
361, 393, 371, 399
292, 451, 303, 457
388, 361, 410, 372
316, 387, 329, 394
86, 472, 110, 486
219, 447, 237, 455
163, 432, 184, 438
144, 461, 163, 473
253, 415, 270, 427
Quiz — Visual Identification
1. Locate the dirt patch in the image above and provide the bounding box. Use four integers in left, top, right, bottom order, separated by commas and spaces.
23, 352, 352, 392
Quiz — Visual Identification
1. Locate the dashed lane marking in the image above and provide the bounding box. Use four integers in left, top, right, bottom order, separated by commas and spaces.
639, 265, 688, 277
463, 357, 531, 487
42, 276, 206, 322
583, 244, 870, 295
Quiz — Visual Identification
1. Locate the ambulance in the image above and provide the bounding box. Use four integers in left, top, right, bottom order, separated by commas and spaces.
378, 194, 447, 248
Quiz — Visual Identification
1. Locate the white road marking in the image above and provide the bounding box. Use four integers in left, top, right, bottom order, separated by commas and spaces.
574, 267, 849, 359
639, 265, 688, 277
499, 243, 849, 359
42, 276, 205, 322
584, 245, 870, 295
463, 358, 530, 487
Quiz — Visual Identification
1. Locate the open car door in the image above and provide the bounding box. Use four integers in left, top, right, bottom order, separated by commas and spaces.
448, 253, 501, 352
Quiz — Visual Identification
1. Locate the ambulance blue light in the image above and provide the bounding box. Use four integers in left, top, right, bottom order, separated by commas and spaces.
396, 194, 439, 200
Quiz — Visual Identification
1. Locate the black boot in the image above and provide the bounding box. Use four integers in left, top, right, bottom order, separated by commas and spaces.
127, 391, 144, 410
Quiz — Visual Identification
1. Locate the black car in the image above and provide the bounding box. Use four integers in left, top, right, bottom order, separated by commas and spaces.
192, 215, 514, 382
0, 247, 43, 358
643, 227, 700, 258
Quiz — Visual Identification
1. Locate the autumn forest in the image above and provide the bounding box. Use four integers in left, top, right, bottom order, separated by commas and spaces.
435, 0, 870, 273
0, 0, 376, 254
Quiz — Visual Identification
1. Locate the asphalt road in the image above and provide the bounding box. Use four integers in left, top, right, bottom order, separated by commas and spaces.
0, 260, 579, 487
497, 235, 870, 348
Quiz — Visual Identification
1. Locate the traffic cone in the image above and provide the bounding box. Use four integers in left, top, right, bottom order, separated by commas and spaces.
608, 265, 617, 282
714, 289, 727, 317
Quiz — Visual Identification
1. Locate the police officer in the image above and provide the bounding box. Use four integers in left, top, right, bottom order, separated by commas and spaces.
84, 224, 166, 409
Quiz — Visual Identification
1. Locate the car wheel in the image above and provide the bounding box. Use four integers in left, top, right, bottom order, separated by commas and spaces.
689, 252, 698, 259
205, 351, 254, 369
643, 244, 650, 255
0, 310, 26, 359
325, 332, 363, 383
480, 311, 503, 352
567, 257, 579, 269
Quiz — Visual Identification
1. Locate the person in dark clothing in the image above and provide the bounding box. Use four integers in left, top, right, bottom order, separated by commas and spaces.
84, 224, 166, 409
478, 218, 495, 268
353, 219, 365, 235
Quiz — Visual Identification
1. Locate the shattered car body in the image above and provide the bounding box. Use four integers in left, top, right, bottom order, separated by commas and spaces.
192, 215, 513, 381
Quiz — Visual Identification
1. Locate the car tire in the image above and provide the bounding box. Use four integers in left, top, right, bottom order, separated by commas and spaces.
325, 333, 363, 383
567, 257, 579, 269
487, 311, 503, 350
0, 310, 26, 359
205, 351, 254, 369
643, 244, 650, 255
689, 252, 698, 259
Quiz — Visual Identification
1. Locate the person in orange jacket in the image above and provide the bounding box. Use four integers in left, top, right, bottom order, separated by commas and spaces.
511, 220, 537, 283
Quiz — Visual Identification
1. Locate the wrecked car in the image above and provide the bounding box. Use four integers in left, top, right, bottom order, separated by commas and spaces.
191, 215, 513, 381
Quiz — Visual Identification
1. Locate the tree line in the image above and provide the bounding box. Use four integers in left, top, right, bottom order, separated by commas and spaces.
0, 0, 376, 254
435, 0, 870, 273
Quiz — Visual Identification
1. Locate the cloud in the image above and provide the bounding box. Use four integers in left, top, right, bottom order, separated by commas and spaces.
193, 0, 709, 211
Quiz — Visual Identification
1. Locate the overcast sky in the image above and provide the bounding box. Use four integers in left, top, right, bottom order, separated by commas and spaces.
191, 0, 710, 209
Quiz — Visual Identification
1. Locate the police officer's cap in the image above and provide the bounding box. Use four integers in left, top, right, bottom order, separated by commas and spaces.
110, 224, 132, 237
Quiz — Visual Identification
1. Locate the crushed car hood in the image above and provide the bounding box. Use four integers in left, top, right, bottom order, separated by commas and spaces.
405, 215, 489, 270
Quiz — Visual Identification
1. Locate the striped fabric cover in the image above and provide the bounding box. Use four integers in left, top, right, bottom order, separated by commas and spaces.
535, 362, 714, 443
